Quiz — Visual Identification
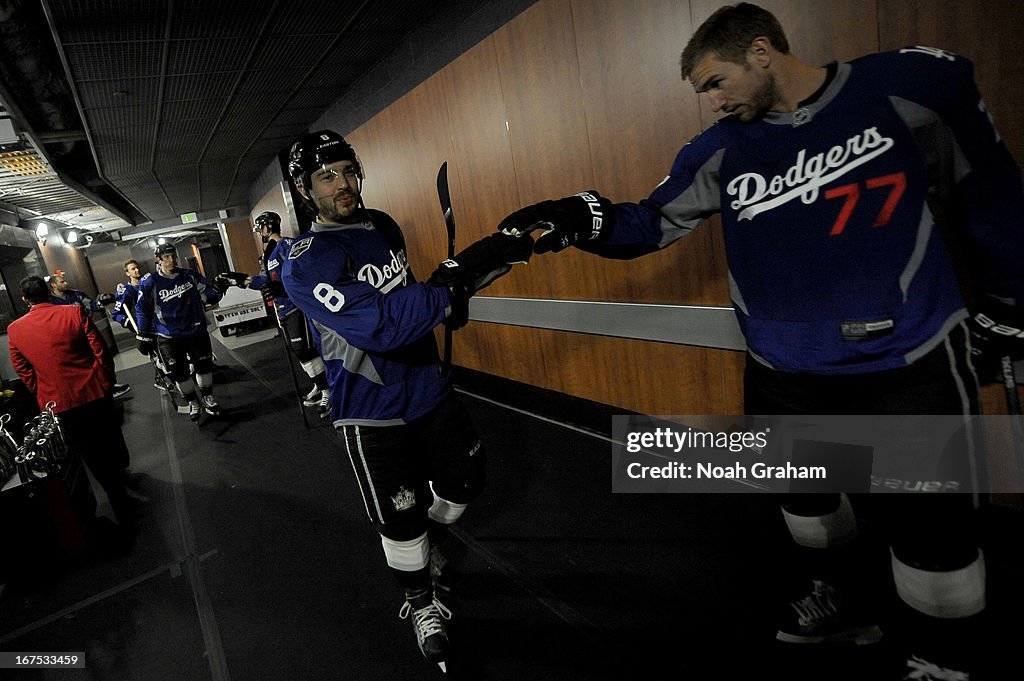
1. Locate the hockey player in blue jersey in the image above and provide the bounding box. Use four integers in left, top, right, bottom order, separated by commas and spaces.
112, 259, 176, 394
280, 130, 532, 673
109, 260, 142, 331
498, 3, 1024, 677
214, 210, 331, 416
49, 269, 109, 312
136, 242, 224, 422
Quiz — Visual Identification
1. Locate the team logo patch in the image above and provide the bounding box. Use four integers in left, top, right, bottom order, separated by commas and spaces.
116, 283, 126, 294
288, 236, 314, 259
391, 486, 416, 511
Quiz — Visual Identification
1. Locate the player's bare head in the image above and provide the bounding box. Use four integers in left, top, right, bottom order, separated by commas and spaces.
680, 3, 790, 80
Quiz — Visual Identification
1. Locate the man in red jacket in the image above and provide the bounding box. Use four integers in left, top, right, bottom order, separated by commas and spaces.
8, 275, 136, 525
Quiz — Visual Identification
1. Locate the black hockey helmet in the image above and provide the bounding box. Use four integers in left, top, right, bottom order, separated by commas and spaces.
288, 130, 362, 195
154, 242, 176, 258
253, 211, 282, 234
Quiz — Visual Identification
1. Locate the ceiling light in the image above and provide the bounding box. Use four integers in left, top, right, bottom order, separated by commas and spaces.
36, 223, 48, 238
66, 230, 78, 243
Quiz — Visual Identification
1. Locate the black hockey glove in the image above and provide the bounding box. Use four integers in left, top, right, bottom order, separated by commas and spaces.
260, 279, 286, 303
96, 292, 116, 306
967, 293, 1024, 383
136, 334, 157, 356
213, 271, 249, 294
427, 233, 535, 329
498, 191, 614, 254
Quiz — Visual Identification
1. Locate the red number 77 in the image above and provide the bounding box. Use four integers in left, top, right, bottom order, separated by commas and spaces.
824, 172, 906, 236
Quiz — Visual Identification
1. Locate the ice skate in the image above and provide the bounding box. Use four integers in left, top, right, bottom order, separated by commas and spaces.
201, 394, 221, 416
302, 385, 321, 406
775, 579, 882, 645
315, 389, 331, 418
399, 588, 452, 673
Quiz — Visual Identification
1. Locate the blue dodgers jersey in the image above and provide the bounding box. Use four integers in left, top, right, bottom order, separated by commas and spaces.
50, 289, 102, 313
136, 268, 222, 338
248, 236, 297, 319
599, 47, 1024, 374
281, 209, 452, 426
111, 281, 141, 330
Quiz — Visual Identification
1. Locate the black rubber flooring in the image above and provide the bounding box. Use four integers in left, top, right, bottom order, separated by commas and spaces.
0, 328, 1021, 680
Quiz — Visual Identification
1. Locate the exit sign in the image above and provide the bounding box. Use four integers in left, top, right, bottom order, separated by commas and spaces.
181, 212, 198, 224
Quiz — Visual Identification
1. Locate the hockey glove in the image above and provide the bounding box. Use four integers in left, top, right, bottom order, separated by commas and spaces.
213, 271, 249, 293
96, 292, 116, 306
498, 191, 614, 254
428, 232, 534, 292
967, 293, 1024, 383
427, 232, 535, 329
136, 334, 157, 356
260, 279, 286, 303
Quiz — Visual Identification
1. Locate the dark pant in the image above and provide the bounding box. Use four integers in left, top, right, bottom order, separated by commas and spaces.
282, 311, 320, 363
58, 396, 132, 517
336, 394, 485, 541
744, 324, 981, 569
157, 332, 214, 382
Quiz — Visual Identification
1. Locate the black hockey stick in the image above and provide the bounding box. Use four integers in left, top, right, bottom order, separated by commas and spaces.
275, 309, 311, 430
1000, 355, 1024, 482
1000, 355, 1022, 415
436, 161, 456, 377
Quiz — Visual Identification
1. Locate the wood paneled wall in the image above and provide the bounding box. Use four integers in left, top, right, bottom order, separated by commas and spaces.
223, 217, 263, 277
332, 0, 1023, 419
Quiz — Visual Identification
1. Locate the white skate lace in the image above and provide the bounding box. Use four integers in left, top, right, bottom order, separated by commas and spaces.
904, 655, 969, 681
399, 597, 452, 641
789, 580, 839, 627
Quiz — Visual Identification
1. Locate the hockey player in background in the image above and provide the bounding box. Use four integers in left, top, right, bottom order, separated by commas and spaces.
112, 258, 175, 394
48, 268, 108, 313
497, 3, 1024, 677
280, 130, 532, 673
135, 243, 224, 422
213, 210, 331, 417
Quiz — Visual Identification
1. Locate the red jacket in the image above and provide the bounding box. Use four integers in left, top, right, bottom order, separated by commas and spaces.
8, 302, 114, 413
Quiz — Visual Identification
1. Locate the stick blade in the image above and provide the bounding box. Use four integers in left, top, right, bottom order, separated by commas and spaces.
436, 161, 455, 247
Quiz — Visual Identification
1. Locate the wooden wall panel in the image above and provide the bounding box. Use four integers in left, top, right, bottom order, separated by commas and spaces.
494, 1, 595, 204
337, 0, 1023, 424
346, 123, 395, 220
455, 321, 737, 415
224, 218, 262, 277
689, 0, 879, 128
440, 38, 520, 248
877, 0, 1024, 167
370, 76, 455, 279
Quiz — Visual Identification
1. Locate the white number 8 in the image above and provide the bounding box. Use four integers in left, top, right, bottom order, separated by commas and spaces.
314, 283, 346, 312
